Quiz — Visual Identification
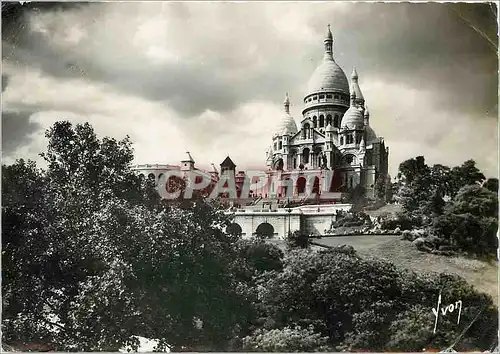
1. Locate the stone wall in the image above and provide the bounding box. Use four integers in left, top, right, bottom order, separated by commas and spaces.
232, 211, 301, 239
303, 214, 337, 235
230, 204, 351, 238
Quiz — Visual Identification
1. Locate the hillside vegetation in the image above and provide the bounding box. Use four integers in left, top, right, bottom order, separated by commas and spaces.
360, 238, 498, 305
3, 122, 498, 352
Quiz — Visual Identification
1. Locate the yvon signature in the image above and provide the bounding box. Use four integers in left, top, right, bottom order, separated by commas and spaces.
432, 293, 462, 334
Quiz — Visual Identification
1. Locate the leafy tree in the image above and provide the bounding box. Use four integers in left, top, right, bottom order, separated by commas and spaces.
2, 121, 252, 351
432, 185, 498, 256
396, 158, 488, 218
397, 156, 430, 184
448, 160, 486, 198
483, 177, 499, 193
286, 230, 310, 250
251, 247, 497, 352
236, 239, 284, 274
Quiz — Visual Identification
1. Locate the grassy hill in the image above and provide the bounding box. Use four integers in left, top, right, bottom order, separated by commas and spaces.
314, 236, 498, 304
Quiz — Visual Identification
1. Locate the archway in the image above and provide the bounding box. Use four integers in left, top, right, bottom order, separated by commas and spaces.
297, 177, 307, 194
255, 222, 274, 238
302, 148, 310, 164
227, 223, 243, 236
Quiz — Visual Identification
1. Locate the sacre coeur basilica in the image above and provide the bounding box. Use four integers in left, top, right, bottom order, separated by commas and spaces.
132, 25, 390, 238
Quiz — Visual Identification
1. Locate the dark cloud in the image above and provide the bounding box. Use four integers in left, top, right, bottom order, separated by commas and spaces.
1, 2, 497, 175
3, 2, 496, 121
2, 110, 41, 155
309, 3, 497, 119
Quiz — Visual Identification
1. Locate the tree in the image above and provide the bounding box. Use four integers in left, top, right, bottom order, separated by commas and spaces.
251, 247, 497, 352
432, 185, 498, 256
448, 160, 486, 198
2, 121, 252, 351
483, 177, 499, 193
396, 158, 488, 218
397, 156, 430, 184
286, 230, 310, 250
236, 239, 284, 274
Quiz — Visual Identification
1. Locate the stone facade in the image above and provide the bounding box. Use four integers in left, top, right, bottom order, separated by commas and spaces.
231, 204, 352, 239
266, 25, 389, 199
131, 25, 390, 239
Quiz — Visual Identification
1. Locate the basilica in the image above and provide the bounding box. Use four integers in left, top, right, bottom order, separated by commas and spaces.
132, 25, 389, 203
265, 25, 389, 199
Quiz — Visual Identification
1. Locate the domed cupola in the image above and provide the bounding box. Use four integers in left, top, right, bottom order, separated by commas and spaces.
305, 25, 349, 96
363, 105, 378, 142
276, 93, 298, 135
350, 67, 365, 106
341, 105, 365, 130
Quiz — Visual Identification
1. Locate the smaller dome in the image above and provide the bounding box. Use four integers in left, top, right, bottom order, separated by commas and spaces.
277, 114, 298, 135
365, 125, 377, 142
341, 106, 364, 129
276, 92, 298, 135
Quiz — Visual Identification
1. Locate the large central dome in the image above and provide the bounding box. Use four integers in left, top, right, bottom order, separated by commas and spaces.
307, 58, 349, 94
306, 26, 349, 96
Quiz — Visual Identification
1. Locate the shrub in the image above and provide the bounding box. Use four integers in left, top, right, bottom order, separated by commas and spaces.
242, 326, 332, 352
380, 212, 423, 231
286, 231, 310, 250
433, 213, 498, 256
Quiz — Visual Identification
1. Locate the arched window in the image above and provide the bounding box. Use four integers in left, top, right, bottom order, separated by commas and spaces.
313, 116, 317, 128
340, 136, 344, 145
148, 173, 155, 181
303, 123, 310, 139
319, 115, 325, 128
297, 177, 307, 194
279, 141, 283, 149
293, 157, 297, 169
326, 114, 332, 126
334, 114, 339, 128
302, 148, 310, 164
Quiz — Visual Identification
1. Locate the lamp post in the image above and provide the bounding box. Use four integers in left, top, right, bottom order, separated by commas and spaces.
287, 208, 292, 236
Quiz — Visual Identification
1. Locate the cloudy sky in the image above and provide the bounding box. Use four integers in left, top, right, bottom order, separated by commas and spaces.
2, 1, 498, 178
